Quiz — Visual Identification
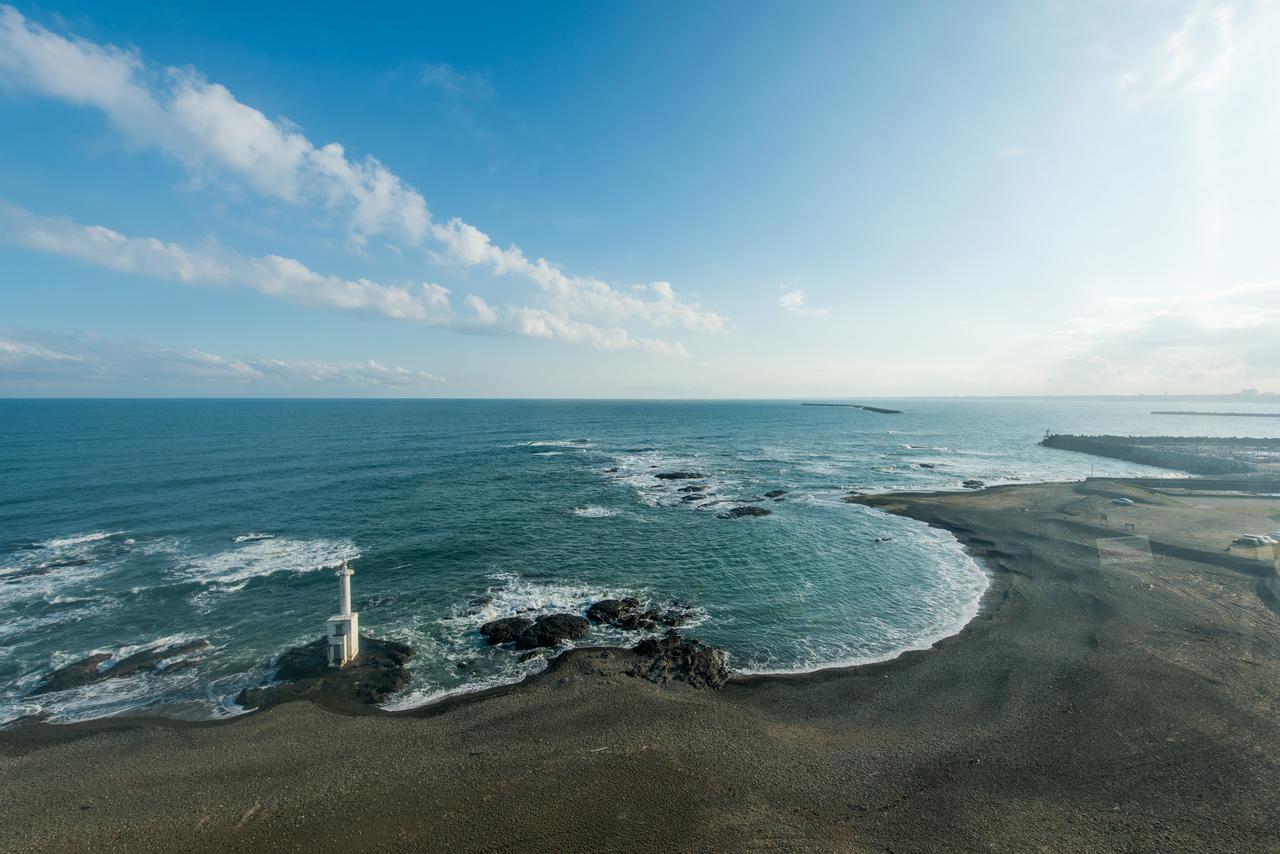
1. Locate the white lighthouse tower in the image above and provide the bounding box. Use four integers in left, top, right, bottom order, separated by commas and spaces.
325, 561, 360, 667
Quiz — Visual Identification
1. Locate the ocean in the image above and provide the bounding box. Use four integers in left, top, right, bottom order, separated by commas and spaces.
3, 398, 1276, 725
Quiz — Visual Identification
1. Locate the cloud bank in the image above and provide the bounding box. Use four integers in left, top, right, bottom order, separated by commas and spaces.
0, 330, 445, 394
0, 6, 724, 354
0, 202, 688, 355
778, 288, 829, 317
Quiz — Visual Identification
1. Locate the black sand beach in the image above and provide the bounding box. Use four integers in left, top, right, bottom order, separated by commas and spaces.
2, 479, 1277, 852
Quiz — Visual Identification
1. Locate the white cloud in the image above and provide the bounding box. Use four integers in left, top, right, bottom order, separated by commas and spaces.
0, 202, 453, 324
0, 202, 692, 356
419, 62, 492, 98
0, 7, 429, 247
1117, 2, 1237, 100
428, 217, 726, 333
778, 288, 830, 317
0, 6, 726, 344
0, 330, 445, 393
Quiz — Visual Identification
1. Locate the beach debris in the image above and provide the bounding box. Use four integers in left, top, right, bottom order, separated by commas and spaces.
719, 505, 772, 519
32, 639, 209, 695
480, 616, 534, 645
235, 636, 412, 709
629, 632, 731, 689
511, 614, 590, 650
962, 479, 985, 489
655, 471, 707, 480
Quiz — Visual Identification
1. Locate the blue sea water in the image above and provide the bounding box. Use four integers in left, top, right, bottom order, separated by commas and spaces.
2, 398, 1278, 725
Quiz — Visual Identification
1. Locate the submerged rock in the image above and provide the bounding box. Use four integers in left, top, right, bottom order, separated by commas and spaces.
719, 505, 772, 519
32, 640, 209, 696
235, 636, 412, 710
480, 616, 534, 645
587, 598, 692, 631
962, 479, 985, 489
763, 489, 788, 498
513, 614, 590, 650
917, 462, 938, 469
678, 484, 710, 493
655, 471, 706, 480
630, 633, 731, 689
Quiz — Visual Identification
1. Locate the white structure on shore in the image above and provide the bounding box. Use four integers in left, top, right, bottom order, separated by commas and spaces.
326, 561, 360, 667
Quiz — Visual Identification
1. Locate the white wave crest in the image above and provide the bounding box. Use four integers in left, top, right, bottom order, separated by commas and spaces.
232, 532, 275, 544
571, 506, 618, 518
177, 537, 360, 590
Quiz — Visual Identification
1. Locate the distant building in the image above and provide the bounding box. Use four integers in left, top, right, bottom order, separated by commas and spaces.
326, 561, 360, 666
1240, 388, 1259, 396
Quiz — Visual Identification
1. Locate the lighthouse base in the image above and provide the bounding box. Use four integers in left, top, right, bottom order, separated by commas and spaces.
325, 612, 360, 666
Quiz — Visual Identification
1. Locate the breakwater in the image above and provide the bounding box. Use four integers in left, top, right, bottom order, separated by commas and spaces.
1039, 434, 1279, 475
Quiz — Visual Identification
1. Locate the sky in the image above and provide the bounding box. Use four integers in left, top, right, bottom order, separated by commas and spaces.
1, 0, 1278, 397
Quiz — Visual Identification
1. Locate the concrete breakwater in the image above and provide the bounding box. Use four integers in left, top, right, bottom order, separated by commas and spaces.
1040, 434, 1280, 475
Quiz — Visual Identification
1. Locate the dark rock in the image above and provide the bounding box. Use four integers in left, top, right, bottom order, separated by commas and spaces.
479, 616, 534, 645
630, 633, 731, 689
719, 505, 772, 519
678, 484, 709, 493
962, 479, 985, 489
918, 463, 938, 469
655, 471, 706, 480
763, 489, 788, 498
588, 598, 694, 631
681, 494, 705, 502
32, 640, 209, 696
586, 597, 642, 624
236, 636, 413, 710
513, 614, 590, 650
604, 467, 619, 473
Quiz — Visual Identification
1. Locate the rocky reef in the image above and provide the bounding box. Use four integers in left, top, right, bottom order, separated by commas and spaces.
629, 633, 732, 689
235, 636, 412, 710
32, 639, 208, 696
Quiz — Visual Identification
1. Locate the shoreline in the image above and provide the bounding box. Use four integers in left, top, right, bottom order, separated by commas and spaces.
7, 498, 998, 733
3, 478, 1277, 851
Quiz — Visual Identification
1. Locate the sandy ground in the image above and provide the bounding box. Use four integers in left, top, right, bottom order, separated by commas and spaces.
1, 479, 1277, 852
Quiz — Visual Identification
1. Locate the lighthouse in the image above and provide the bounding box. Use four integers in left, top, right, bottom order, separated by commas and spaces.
325, 561, 360, 667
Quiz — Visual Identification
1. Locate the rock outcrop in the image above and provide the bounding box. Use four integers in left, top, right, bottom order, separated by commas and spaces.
479, 617, 534, 645
719, 505, 772, 519
32, 639, 209, 696
629, 633, 731, 689
655, 471, 706, 480
512, 614, 590, 650
586, 598, 691, 631
235, 636, 412, 710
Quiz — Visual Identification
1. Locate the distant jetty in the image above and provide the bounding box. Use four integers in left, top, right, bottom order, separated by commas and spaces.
1152, 411, 1280, 418
1040, 433, 1280, 475
802, 403, 903, 414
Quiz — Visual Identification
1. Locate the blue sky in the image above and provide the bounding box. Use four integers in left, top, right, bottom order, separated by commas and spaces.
1, 1, 1277, 397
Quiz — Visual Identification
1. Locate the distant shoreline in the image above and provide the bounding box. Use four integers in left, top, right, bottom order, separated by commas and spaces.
1152, 410, 1280, 418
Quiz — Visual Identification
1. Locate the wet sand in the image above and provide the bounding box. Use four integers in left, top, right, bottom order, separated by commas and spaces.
2, 479, 1277, 852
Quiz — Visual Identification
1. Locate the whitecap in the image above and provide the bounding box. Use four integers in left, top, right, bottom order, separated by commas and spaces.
232, 532, 275, 544
571, 506, 618, 518
175, 537, 360, 591
35, 531, 125, 549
